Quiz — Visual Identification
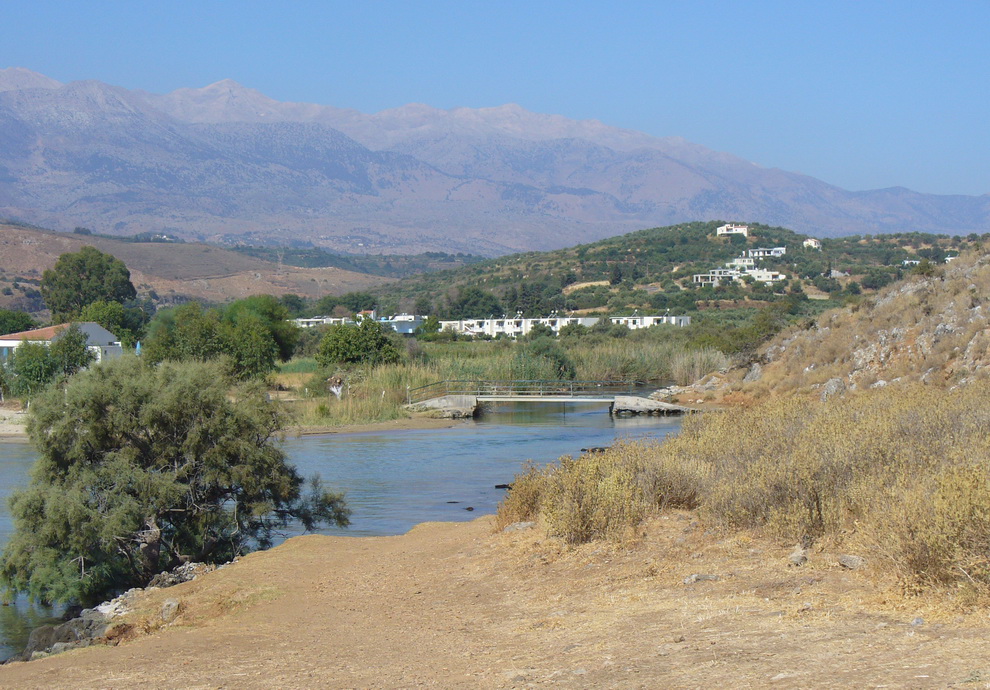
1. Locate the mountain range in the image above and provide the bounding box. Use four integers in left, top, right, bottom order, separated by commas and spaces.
0, 67, 987, 255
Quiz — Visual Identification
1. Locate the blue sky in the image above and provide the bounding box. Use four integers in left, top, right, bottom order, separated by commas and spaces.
4, 1, 988, 195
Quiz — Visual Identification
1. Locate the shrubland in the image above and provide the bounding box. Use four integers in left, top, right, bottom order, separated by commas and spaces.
498, 383, 990, 594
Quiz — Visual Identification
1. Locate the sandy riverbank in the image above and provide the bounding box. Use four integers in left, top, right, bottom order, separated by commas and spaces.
0, 408, 470, 443
0, 405, 29, 440
1, 514, 988, 688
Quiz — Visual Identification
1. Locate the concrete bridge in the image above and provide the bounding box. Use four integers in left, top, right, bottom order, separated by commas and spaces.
405, 380, 691, 417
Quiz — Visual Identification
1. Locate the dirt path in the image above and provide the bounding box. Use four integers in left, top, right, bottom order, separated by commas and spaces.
1, 515, 988, 688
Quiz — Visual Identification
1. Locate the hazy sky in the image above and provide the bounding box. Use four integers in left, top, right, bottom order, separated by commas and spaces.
4, 1, 988, 195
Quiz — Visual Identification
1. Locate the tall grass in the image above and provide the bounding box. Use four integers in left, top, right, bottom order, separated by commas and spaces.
497, 382, 990, 591
280, 337, 728, 427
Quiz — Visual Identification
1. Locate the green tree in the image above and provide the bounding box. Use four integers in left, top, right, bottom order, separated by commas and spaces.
223, 295, 299, 362
414, 315, 441, 339
0, 357, 349, 605
0, 310, 35, 336
3, 325, 95, 397
316, 318, 401, 367
143, 302, 225, 363
40, 247, 137, 321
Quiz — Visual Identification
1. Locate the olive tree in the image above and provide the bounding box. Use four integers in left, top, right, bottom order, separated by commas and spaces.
40, 246, 137, 321
0, 356, 349, 605
316, 318, 401, 367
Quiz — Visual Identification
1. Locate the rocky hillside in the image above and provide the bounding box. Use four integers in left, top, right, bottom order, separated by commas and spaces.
733, 250, 990, 397
1, 68, 988, 255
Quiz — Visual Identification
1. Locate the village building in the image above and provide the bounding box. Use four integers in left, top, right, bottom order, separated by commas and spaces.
0, 322, 123, 363
715, 223, 749, 237
747, 247, 787, 259
437, 314, 689, 338
745, 268, 787, 284
725, 256, 756, 269
803, 238, 822, 250
693, 268, 741, 286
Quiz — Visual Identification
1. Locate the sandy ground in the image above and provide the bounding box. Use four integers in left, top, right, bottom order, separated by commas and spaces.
0, 405, 28, 440
1, 514, 988, 689
0, 408, 466, 442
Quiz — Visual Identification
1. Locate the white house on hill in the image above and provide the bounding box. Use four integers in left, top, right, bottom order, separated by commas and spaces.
716, 223, 749, 237
803, 238, 822, 250
0, 322, 123, 363
748, 247, 786, 259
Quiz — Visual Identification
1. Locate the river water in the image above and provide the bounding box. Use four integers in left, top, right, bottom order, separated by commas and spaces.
0, 401, 681, 659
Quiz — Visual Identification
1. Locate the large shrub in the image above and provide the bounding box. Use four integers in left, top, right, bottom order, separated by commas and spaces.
0, 357, 349, 605
316, 318, 401, 367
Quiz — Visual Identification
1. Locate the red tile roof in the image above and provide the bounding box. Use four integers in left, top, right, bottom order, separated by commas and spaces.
0, 323, 69, 341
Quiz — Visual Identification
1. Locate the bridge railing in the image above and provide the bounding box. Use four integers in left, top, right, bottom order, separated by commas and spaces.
407, 379, 640, 404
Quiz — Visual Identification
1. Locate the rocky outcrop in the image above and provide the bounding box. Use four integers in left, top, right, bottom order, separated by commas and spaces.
405, 395, 478, 419
7, 561, 223, 663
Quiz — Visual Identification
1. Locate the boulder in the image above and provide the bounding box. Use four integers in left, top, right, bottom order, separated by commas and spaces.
820, 378, 846, 401
838, 554, 866, 570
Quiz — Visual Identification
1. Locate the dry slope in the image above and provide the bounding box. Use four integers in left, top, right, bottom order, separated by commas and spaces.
732, 251, 990, 399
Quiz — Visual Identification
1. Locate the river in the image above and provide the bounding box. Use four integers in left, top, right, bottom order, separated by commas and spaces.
0, 401, 682, 659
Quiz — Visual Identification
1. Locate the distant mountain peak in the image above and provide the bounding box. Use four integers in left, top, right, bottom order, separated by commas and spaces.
0, 67, 986, 254
0, 67, 62, 92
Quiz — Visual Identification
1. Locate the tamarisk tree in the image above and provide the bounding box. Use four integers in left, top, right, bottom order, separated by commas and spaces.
0, 356, 349, 605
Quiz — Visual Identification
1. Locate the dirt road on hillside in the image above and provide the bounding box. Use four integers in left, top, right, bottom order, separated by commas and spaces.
1, 516, 988, 688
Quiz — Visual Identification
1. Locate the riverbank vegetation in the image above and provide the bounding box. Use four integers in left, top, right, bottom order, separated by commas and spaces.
280, 332, 729, 428
498, 382, 990, 596
0, 357, 350, 605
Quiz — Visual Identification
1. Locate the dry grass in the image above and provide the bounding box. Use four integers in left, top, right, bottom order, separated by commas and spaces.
500, 382, 990, 595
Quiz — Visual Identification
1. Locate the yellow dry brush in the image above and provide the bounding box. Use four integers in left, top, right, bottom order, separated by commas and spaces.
498, 382, 990, 591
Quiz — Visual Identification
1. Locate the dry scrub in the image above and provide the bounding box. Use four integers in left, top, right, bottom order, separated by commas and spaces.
499, 383, 990, 594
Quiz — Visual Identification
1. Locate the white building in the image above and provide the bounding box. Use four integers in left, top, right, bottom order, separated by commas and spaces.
725, 256, 755, 269
437, 314, 689, 338
803, 238, 822, 250
902, 259, 921, 267
716, 223, 749, 237
748, 247, 787, 259
380, 313, 425, 335
0, 322, 122, 363
292, 316, 353, 328
693, 268, 741, 286
608, 314, 692, 329
744, 268, 787, 284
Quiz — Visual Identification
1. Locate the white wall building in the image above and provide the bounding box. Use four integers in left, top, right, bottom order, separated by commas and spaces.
744, 268, 787, 284
437, 314, 689, 338
0, 322, 123, 363
748, 247, 787, 259
716, 223, 749, 237
803, 238, 822, 250
725, 256, 755, 269
693, 268, 741, 286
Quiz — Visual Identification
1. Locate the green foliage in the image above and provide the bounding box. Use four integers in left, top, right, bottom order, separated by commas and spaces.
0, 309, 35, 336
413, 314, 442, 339
223, 295, 299, 362
143, 298, 298, 379
444, 286, 503, 320
0, 357, 349, 605
316, 318, 402, 367
40, 246, 137, 321
2, 325, 95, 397
516, 336, 576, 380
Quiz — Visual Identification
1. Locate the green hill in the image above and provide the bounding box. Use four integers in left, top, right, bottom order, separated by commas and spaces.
372, 221, 980, 318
